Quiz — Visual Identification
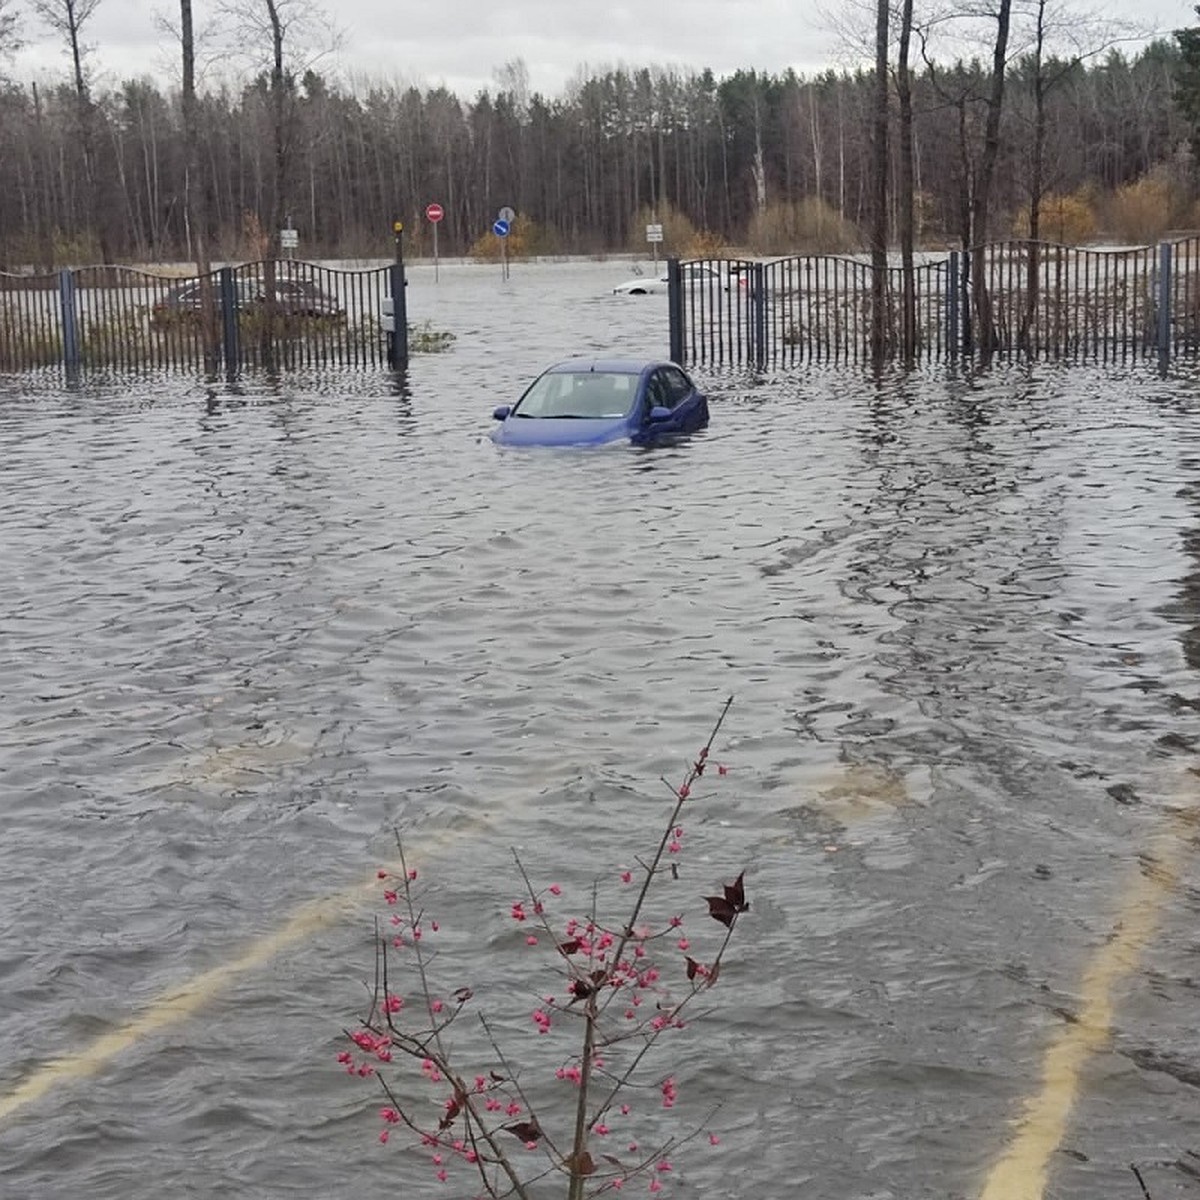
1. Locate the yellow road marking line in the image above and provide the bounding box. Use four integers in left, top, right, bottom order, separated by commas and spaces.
979, 805, 1194, 1200
0, 819, 491, 1126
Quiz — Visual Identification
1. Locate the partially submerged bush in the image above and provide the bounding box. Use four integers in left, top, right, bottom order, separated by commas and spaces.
745, 197, 859, 255
1012, 191, 1097, 244
1104, 173, 1178, 244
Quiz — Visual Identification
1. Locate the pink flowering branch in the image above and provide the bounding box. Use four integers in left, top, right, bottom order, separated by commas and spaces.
345, 697, 744, 1199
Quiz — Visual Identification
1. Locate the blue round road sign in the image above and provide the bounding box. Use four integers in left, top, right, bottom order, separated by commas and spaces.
493, 218, 510, 238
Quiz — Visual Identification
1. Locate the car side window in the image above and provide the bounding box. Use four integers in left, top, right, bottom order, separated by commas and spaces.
662, 367, 693, 406
646, 371, 673, 411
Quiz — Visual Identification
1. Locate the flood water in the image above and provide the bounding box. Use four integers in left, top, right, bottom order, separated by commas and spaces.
2, 260, 1200, 1200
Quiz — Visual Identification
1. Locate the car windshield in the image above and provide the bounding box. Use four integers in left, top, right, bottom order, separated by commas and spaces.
515, 370, 638, 419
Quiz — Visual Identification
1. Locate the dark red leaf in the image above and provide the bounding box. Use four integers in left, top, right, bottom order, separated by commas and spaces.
566, 1149, 596, 1175
705, 895, 736, 928
558, 938, 582, 956
685, 956, 701, 981
504, 1119, 541, 1142
723, 871, 748, 912
490, 1070, 506, 1082
439, 1096, 462, 1130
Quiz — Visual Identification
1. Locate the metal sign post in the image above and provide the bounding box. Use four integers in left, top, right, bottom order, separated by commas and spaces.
425, 202, 444, 282
493, 216, 511, 280
646, 222, 664, 271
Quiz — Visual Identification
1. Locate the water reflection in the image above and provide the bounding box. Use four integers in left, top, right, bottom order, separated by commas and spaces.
3, 270, 1200, 1198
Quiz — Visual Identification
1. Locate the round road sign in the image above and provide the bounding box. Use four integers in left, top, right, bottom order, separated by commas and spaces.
426, 202, 445, 223
493, 219, 510, 238
498, 206, 516, 223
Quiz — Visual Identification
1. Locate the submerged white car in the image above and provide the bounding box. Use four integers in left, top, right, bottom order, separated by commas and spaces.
612, 263, 725, 295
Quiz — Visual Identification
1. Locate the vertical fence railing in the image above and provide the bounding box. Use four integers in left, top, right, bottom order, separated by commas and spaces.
668, 239, 1200, 372
0, 260, 396, 376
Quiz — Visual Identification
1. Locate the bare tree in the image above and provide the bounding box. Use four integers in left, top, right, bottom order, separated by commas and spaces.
870, 0, 889, 360
0, 0, 22, 64
897, 0, 917, 359
180, 0, 218, 365
31, 0, 111, 260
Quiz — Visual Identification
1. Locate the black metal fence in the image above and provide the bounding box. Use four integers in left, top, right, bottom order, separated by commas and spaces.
669, 238, 1200, 370
0, 260, 403, 375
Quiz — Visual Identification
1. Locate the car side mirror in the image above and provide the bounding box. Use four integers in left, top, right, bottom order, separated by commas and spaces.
492, 405, 511, 421
648, 405, 672, 423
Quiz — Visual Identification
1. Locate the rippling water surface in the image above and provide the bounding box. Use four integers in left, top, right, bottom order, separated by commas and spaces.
3, 261, 1200, 1200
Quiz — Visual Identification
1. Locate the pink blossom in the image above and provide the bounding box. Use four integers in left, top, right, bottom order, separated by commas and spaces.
408, 868, 418, 881
709, 1133, 720, 1145
435, 1169, 447, 1182
380, 1107, 400, 1124
474, 1076, 487, 1092
717, 763, 728, 775
656, 1161, 672, 1172
431, 999, 444, 1014
506, 1102, 522, 1117
383, 890, 398, 905
620, 1103, 631, 1116
620, 870, 633, 884
385, 993, 403, 1013
668, 840, 681, 853
511, 902, 527, 921
377, 869, 388, 879
649, 1179, 662, 1193
677, 937, 690, 951
379, 1129, 389, 1143
677, 784, 690, 800
526, 935, 538, 946
548, 883, 562, 896
595, 1123, 610, 1136
668, 915, 682, 928
430, 920, 439, 932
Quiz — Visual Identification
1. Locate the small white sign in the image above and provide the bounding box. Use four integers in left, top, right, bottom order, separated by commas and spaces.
498, 206, 516, 223
646, 223, 664, 243
280, 228, 299, 249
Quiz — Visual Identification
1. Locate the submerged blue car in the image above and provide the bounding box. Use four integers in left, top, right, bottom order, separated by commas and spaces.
490, 358, 709, 447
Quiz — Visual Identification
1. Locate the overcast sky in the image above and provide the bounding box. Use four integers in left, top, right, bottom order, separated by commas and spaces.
7, 0, 1198, 100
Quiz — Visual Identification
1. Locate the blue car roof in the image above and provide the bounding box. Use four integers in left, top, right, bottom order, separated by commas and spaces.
543, 358, 662, 375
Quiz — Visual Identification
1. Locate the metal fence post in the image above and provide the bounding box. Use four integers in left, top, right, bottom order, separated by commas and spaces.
388, 261, 408, 369
58, 269, 80, 374
1157, 241, 1172, 371
667, 258, 684, 364
947, 251, 959, 360
219, 267, 239, 374
388, 221, 409, 370
753, 263, 767, 370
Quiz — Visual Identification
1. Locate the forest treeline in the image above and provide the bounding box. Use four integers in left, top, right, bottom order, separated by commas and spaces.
1, 15, 1199, 267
